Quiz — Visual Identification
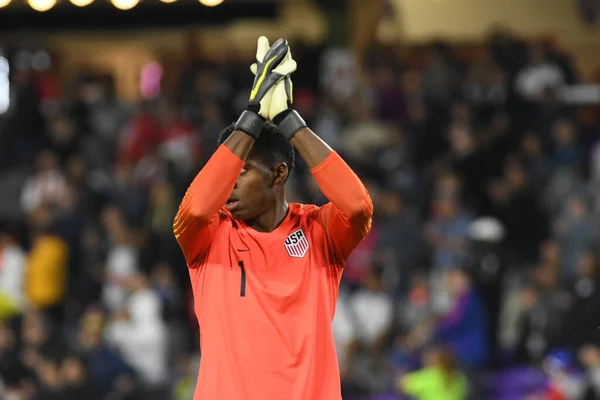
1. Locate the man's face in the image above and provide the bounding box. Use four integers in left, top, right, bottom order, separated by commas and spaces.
225, 155, 287, 222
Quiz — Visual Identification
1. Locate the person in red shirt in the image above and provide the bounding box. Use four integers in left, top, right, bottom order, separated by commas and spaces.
174, 37, 373, 400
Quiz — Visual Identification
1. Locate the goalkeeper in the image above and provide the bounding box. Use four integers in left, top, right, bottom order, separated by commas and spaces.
174, 37, 373, 400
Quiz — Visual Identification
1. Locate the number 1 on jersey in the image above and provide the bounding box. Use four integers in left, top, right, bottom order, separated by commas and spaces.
238, 261, 246, 297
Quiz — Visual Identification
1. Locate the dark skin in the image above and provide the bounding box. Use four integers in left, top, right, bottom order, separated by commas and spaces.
223, 127, 332, 232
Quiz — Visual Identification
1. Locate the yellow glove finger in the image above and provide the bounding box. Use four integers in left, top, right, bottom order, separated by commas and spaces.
272, 58, 297, 76
256, 36, 270, 63
268, 78, 290, 121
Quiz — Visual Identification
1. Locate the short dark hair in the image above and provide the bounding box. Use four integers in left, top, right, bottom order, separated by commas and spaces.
218, 122, 295, 179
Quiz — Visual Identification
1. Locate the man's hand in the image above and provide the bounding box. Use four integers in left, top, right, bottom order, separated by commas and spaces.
250, 44, 305, 140
247, 36, 296, 119
235, 36, 296, 139
250, 46, 295, 123
270, 77, 293, 123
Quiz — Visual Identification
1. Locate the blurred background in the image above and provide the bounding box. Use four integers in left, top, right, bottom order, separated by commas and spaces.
1, 0, 600, 399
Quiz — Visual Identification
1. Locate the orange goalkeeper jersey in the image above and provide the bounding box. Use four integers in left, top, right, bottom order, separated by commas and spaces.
174, 145, 373, 400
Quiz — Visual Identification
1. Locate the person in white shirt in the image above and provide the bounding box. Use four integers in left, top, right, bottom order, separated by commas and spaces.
337, 267, 394, 394
515, 44, 565, 101
105, 272, 168, 388
101, 207, 139, 312
332, 289, 357, 372
0, 231, 27, 318
20, 150, 67, 214
350, 268, 394, 348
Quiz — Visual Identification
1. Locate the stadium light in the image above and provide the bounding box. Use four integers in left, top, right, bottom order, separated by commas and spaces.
70, 0, 94, 7
199, 0, 223, 6
160, 0, 177, 3
111, 0, 138, 10
0, 0, 10, 8
28, 0, 57, 11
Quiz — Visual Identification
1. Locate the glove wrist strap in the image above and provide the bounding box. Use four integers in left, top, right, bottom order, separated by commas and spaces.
276, 110, 306, 140
235, 110, 264, 140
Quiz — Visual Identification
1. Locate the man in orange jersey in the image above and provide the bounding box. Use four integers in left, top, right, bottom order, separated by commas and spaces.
174, 36, 373, 400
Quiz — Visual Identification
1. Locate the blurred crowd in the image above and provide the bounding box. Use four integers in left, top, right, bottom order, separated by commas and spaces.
1, 28, 600, 400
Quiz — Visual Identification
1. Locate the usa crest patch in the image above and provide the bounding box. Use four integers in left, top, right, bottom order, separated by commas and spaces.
284, 229, 310, 258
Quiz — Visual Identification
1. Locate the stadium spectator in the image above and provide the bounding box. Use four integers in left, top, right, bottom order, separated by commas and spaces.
397, 345, 468, 400
0, 231, 26, 320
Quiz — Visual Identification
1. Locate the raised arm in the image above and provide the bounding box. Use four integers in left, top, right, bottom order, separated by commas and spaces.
292, 128, 373, 262
263, 43, 373, 262
174, 36, 295, 265
173, 134, 252, 265
266, 57, 373, 262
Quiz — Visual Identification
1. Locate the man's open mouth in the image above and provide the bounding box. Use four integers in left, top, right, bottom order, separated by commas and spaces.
225, 196, 240, 211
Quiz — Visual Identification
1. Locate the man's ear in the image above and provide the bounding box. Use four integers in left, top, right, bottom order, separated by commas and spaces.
272, 162, 289, 186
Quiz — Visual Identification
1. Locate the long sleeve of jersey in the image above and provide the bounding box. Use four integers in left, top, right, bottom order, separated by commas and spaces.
310, 151, 373, 263
174, 145, 245, 265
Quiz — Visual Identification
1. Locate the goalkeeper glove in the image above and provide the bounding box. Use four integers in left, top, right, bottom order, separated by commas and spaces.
235, 37, 297, 139
250, 45, 306, 140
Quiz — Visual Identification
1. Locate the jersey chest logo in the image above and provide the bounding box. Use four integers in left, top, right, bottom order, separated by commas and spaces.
284, 228, 310, 258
